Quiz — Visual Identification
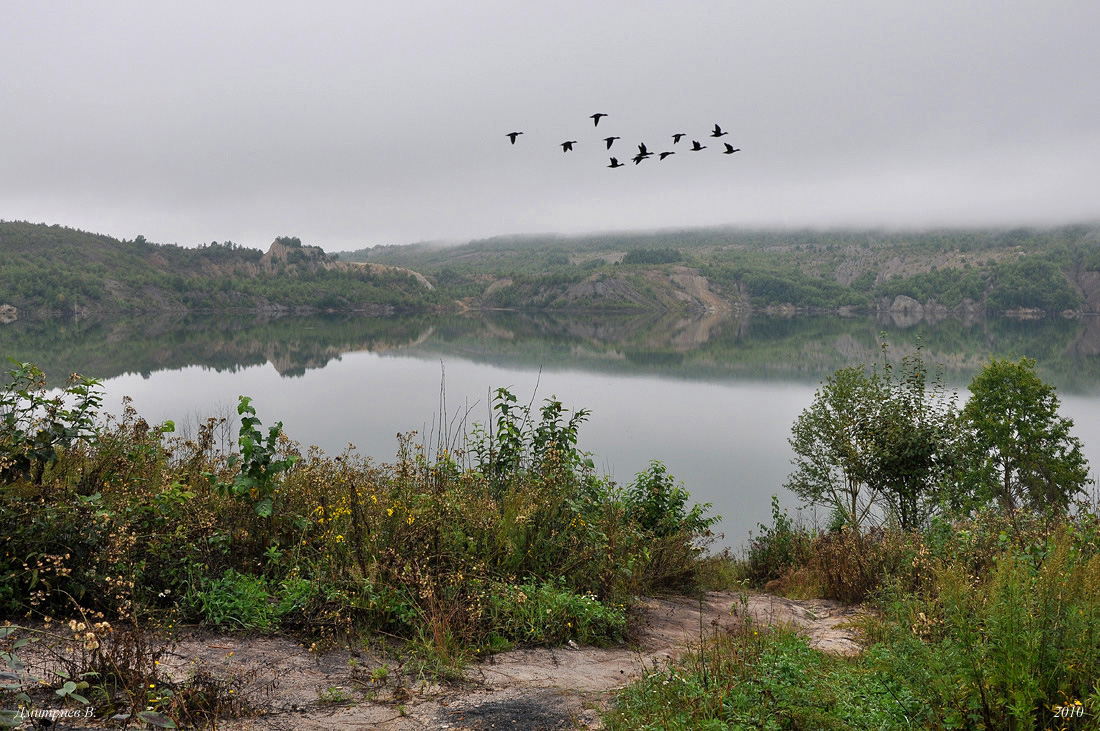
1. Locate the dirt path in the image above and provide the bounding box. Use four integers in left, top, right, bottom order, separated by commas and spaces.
151, 592, 865, 730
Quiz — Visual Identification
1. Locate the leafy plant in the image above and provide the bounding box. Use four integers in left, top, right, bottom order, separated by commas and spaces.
626, 461, 715, 539
215, 396, 298, 517
483, 580, 627, 647
470, 387, 593, 498
188, 569, 303, 631
624, 461, 720, 591
0, 358, 102, 484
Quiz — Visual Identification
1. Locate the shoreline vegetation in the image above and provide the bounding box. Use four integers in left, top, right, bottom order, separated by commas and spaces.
3, 220, 1100, 320
1, 343, 1098, 729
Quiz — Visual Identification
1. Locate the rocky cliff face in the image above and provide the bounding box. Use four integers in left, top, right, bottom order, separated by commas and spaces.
260, 240, 339, 272
479, 267, 734, 313
260, 240, 434, 291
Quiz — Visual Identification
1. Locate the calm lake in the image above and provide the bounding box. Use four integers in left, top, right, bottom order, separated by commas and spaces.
4, 310, 1099, 549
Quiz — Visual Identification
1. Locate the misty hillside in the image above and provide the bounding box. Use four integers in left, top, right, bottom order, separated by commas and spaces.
340, 225, 1100, 315
0, 222, 443, 314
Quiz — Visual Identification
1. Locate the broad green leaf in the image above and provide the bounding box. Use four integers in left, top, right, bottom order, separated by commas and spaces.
255, 496, 274, 517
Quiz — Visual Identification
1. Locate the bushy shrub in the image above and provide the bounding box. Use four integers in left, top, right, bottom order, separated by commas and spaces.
622, 461, 720, 592
810, 528, 887, 604
0, 359, 102, 485
745, 496, 812, 587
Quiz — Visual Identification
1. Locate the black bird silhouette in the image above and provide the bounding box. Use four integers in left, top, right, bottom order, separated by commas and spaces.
506, 132, 523, 144
637, 142, 650, 156
710, 124, 728, 138
603, 136, 620, 149
690, 140, 707, 151
632, 153, 650, 165
608, 157, 624, 168
672, 133, 686, 144
560, 140, 577, 152
722, 143, 741, 154
659, 151, 676, 160
590, 113, 608, 126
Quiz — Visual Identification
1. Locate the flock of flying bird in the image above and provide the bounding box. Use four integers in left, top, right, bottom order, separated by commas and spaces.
505, 113, 741, 168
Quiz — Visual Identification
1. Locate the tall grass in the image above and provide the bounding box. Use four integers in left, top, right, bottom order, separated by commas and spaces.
606, 617, 914, 731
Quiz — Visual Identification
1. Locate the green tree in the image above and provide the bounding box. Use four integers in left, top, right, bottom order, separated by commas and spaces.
785, 365, 883, 530
959, 357, 1091, 514
786, 343, 959, 531
866, 347, 959, 530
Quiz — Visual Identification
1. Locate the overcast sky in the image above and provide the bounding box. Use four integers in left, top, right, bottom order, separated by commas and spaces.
3, 1, 1099, 251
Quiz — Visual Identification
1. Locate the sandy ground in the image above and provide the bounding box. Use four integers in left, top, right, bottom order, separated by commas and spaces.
183, 592, 864, 730
9, 592, 867, 730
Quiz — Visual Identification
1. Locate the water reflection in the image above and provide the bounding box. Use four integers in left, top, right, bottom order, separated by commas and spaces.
4, 309, 1099, 392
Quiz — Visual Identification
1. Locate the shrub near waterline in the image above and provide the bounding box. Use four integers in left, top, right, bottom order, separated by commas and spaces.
744, 495, 813, 588
625, 460, 720, 593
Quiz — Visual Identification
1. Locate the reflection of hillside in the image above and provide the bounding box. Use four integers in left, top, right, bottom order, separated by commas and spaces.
1070, 316, 1100, 358
3, 311, 1098, 395
0, 312, 439, 385
445, 310, 749, 354
406, 311, 1100, 394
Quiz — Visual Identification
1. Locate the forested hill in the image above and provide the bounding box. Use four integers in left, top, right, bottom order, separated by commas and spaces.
0, 221, 443, 314
341, 225, 1100, 316
6, 221, 1100, 317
